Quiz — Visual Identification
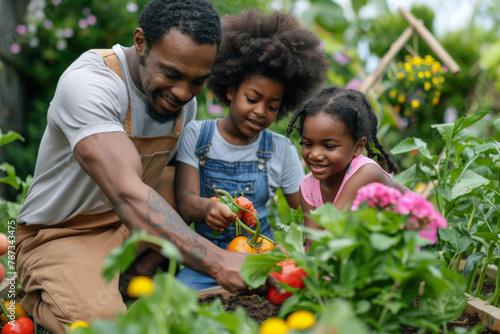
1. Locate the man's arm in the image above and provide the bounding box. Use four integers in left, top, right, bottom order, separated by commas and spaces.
74, 131, 248, 293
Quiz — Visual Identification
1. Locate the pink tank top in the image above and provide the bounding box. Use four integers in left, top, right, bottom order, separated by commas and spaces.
300, 155, 392, 207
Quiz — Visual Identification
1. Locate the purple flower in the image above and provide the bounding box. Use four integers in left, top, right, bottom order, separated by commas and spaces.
345, 78, 362, 91
87, 15, 97, 25
79, 19, 88, 29
52, 0, 61, 5
208, 104, 224, 115
17, 25, 27, 35
126, 2, 139, 13
83, 7, 91, 16
10, 44, 21, 54
43, 20, 53, 29
333, 51, 350, 66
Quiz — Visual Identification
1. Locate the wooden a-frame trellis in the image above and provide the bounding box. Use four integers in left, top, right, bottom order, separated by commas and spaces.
359, 7, 460, 96
358, 8, 461, 198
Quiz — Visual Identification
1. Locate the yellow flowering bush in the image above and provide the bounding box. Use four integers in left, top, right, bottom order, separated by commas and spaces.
385, 55, 445, 117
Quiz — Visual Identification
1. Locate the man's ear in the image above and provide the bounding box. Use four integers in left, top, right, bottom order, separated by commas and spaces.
354, 137, 367, 156
134, 28, 146, 56
226, 86, 235, 102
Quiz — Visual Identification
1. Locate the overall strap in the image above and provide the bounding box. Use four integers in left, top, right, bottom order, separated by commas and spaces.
195, 119, 216, 167
256, 129, 273, 171
256, 129, 273, 160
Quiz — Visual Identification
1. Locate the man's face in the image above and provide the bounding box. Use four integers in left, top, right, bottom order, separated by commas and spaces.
137, 29, 217, 122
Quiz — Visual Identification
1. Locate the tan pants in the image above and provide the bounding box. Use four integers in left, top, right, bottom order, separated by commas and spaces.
15, 212, 131, 334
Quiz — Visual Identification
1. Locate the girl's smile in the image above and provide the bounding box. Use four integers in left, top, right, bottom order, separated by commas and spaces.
301, 112, 364, 181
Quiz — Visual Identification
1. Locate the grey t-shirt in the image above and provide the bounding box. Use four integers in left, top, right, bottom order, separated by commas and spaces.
18, 44, 196, 225
176, 119, 305, 198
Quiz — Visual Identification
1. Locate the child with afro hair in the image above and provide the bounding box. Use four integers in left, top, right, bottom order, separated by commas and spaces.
174, 9, 328, 289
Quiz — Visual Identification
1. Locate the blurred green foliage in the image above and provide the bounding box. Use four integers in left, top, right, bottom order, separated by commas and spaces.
2, 0, 500, 199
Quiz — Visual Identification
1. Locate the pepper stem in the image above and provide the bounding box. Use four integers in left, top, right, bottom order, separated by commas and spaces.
216, 189, 275, 246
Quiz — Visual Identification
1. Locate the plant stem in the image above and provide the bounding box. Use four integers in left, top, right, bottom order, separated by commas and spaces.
475, 244, 494, 297
490, 258, 500, 306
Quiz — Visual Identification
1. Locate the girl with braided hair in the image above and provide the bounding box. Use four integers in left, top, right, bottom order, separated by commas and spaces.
286, 86, 408, 249
175, 9, 328, 289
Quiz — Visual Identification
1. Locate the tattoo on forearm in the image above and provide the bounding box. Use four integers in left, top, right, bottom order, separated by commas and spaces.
146, 189, 205, 263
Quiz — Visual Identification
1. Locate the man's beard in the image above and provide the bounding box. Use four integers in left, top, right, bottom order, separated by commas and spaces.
145, 101, 183, 124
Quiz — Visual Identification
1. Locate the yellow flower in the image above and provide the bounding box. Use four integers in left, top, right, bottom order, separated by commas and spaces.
432, 97, 440, 105
439, 76, 445, 83
435, 90, 441, 98
286, 310, 316, 330
397, 72, 405, 79
69, 321, 89, 330
417, 72, 424, 79
411, 99, 420, 108
389, 89, 398, 99
404, 62, 412, 72
260, 318, 288, 334
424, 55, 434, 63
415, 183, 427, 194
205, 92, 213, 100
425, 71, 431, 78
432, 61, 441, 71
412, 57, 422, 65
398, 94, 406, 103
432, 77, 439, 85
424, 82, 431, 91
408, 75, 414, 82
127, 276, 155, 298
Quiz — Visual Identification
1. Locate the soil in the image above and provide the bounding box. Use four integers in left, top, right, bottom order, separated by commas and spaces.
198, 293, 280, 324
198, 292, 500, 333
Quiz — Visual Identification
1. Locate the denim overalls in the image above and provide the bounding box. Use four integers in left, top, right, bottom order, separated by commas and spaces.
176, 119, 274, 290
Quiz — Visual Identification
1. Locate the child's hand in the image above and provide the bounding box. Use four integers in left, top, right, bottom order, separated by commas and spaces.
206, 199, 238, 232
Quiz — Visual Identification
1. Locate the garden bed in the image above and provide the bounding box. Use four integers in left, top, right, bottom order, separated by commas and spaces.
198, 286, 500, 333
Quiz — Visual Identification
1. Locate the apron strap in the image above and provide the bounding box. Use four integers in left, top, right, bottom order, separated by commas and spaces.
195, 119, 216, 167
91, 49, 133, 134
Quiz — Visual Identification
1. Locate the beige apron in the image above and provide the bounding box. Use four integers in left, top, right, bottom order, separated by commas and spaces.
15, 49, 182, 333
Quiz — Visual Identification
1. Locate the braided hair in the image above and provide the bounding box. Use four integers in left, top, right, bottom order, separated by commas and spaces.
138, 0, 221, 55
206, 9, 328, 121
287, 86, 400, 174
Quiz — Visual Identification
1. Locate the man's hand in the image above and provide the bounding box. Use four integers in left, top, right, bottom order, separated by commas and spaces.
212, 250, 286, 297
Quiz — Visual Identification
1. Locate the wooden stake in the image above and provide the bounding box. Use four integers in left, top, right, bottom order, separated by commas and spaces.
398, 7, 461, 74
359, 26, 414, 95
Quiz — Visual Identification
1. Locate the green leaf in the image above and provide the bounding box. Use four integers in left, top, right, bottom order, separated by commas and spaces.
0, 163, 20, 190
462, 252, 484, 280
431, 123, 454, 146
452, 170, 490, 199
439, 225, 473, 254
453, 111, 490, 136
0, 130, 24, 147
102, 230, 181, 282
390, 137, 433, 160
240, 250, 288, 289
274, 223, 304, 253
369, 233, 401, 251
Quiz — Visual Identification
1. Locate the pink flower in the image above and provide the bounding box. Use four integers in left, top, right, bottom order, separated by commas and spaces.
10, 44, 21, 54
345, 78, 362, 91
87, 15, 97, 25
351, 182, 447, 244
43, 20, 53, 29
79, 19, 88, 29
17, 25, 27, 35
208, 104, 224, 115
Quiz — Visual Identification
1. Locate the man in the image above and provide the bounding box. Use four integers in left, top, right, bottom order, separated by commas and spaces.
16, 1, 268, 332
